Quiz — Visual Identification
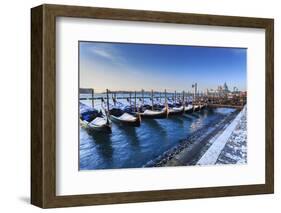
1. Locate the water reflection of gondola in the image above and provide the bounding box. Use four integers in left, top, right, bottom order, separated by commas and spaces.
169, 116, 184, 124
197, 107, 207, 114
207, 107, 215, 114
91, 132, 113, 160
168, 116, 185, 130
182, 113, 194, 121
119, 126, 140, 147
190, 112, 200, 119
144, 119, 166, 135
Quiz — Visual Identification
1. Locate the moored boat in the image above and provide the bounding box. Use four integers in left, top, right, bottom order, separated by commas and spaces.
193, 105, 200, 112
184, 104, 193, 114
138, 89, 169, 119
103, 90, 141, 127
139, 106, 169, 119
168, 105, 185, 116
80, 102, 111, 133
167, 90, 186, 116
108, 106, 141, 127
200, 103, 207, 109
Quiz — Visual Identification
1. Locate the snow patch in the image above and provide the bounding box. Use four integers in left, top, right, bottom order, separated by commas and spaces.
89, 117, 107, 127
197, 106, 246, 165
118, 113, 137, 121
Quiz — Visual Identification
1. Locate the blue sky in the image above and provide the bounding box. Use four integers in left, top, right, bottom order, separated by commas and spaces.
79, 41, 246, 93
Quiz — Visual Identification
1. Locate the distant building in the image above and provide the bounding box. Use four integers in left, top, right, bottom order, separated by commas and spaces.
223, 82, 229, 93
217, 85, 223, 96
205, 83, 243, 97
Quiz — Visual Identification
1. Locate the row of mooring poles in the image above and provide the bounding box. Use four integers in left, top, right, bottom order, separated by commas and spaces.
87, 85, 198, 110
128, 91, 137, 112
102, 89, 190, 112
138, 89, 168, 110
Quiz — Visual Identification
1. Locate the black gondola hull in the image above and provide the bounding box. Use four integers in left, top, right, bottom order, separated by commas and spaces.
168, 108, 185, 116
193, 106, 200, 112
184, 107, 194, 114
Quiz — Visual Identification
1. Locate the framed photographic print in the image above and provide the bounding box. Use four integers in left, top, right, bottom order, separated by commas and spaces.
31, 4, 274, 208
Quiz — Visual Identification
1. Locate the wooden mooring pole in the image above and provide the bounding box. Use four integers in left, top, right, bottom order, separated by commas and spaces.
106, 89, 110, 112
182, 91, 185, 107
91, 88, 94, 108
142, 89, 144, 105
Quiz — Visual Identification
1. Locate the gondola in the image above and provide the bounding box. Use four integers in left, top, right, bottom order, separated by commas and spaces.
79, 102, 111, 133
139, 105, 169, 119
200, 103, 207, 110
166, 95, 185, 116
138, 95, 169, 119
109, 107, 141, 127
102, 98, 141, 127
184, 104, 193, 114
193, 104, 200, 112
168, 104, 185, 116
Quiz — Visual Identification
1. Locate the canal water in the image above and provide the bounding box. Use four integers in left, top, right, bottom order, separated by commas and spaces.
79, 100, 236, 170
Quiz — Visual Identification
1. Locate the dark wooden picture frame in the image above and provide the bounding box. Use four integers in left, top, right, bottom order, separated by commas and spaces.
31, 4, 274, 208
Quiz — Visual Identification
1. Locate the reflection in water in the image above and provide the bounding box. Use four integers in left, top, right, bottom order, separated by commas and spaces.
91, 133, 113, 160
190, 112, 200, 119
182, 114, 194, 121
167, 117, 185, 130
119, 126, 140, 148
79, 108, 235, 170
144, 119, 166, 134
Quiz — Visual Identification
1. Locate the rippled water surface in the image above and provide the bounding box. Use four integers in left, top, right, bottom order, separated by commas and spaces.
79, 105, 235, 170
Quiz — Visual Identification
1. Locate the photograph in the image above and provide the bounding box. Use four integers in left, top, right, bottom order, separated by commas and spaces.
29, 3, 274, 208
79, 41, 247, 170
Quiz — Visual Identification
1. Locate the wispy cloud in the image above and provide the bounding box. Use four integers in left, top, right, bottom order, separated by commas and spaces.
84, 43, 126, 66
91, 48, 114, 60
82, 42, 139, 74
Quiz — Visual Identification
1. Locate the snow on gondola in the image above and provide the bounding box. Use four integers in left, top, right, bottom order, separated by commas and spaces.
167, 91, 185, 116
79, 102, 111, 133
102, 90, 141, 127
138, 89, 169, 119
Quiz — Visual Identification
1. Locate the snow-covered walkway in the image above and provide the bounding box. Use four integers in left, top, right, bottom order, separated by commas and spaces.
197, 106, 246, 165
